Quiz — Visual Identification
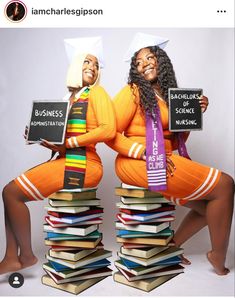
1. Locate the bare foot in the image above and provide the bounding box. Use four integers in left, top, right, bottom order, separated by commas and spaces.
19, 255, 38, 270
180, 254, 191, 265
0, 258, 22, 275
207, 251, 230, 275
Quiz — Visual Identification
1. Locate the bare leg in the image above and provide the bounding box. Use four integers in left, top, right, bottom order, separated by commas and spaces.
204, 173, 234, 275
174, 200, 207, 264
0, 181, 38, 275
174, 200, 207, 247
0, 210, 22, 274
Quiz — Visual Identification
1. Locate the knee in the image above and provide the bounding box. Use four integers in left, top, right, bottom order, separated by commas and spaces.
2, 181, 19, 204
221, 173, 235, 197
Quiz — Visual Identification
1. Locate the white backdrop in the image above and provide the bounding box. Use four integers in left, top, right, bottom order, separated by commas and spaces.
0, 28, 234, 271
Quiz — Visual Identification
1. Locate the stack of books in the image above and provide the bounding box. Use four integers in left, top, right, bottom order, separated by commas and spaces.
41, 188, 112, 295
113, 184, 184, 292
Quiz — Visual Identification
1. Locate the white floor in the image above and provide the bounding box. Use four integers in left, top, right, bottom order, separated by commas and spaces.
0, 247, 234, 297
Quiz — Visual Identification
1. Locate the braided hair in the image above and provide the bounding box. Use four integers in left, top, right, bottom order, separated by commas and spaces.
128, 46, 177, 116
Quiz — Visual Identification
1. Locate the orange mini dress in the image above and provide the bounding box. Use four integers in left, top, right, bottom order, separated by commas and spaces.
14, 86, 116, 201
108, 85, 221, 206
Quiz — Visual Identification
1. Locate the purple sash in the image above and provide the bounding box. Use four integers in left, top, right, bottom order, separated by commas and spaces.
177, 133, 191, 160
146, 106, 167, 191
146, 106, 191, 192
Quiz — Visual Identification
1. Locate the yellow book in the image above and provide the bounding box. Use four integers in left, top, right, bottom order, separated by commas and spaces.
116, 234, 173, 246
42, 274, 106, 295
115, 187, 159, 198
113, 271, 179, 292
45, 237, 101, 248
48, 189, 96, 201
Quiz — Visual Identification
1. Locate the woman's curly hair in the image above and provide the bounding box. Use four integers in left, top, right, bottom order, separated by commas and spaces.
128, 46, 177, 116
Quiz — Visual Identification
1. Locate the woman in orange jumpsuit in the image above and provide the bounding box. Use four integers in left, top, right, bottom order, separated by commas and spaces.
0, 40, 116, 274
108, 34, 234, 275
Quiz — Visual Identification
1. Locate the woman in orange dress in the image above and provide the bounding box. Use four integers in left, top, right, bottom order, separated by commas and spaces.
0, 37, 116, 274
108, 34, 234, 275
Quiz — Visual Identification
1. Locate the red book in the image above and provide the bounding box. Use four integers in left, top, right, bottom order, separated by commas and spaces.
48, 207, 103, 218
45, 216, 103, 228
116, 214, 175, 225
120, 205, 175, 215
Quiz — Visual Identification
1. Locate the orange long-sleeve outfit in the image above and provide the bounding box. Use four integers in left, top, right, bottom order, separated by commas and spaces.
15, 86, 116, 201
107, 85, 221, 206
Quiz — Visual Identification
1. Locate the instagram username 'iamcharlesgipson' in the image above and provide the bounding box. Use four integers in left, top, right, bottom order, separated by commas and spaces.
31, 7, 103, 16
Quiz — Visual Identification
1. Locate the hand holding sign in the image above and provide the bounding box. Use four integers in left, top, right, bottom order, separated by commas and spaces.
199, 95, 209, 113
169, 88, 203, 131
40, 139, 66, 156
27, 101, 69, 144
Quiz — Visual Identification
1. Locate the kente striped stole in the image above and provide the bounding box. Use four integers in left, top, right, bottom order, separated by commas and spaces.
63, 88, 89, 189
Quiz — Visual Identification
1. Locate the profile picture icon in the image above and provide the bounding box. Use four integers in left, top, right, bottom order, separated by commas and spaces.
8, 272, 24, 288
5, 1, 27, 22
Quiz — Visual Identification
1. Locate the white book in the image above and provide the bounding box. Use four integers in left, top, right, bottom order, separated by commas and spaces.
121, 196, 169, 204
121, 246, 168, 259
45, 216, 102, 228
121, 183, 145, 189
118, 247, 183, 267
58, 187, 97, 193
49, 199, 100, 207
49, 213, 103, 224
43, 224, 98, 236
49, 248, 97, 261
115, 221, 169, 234
45, 206, 89, 214
121, 210, 175, 221
116, 202, 161, 211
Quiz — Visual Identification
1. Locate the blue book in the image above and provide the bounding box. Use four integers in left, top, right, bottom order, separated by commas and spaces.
49, 260, 71, 271
117, 228, 173, 238
120, 257, 140, 268
45, 230, 101, 240
120, 255, 181, 269
48, 258, 111, 272
156, 256, 181, 265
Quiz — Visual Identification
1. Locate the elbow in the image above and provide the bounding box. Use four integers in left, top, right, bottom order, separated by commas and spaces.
102, 125, 116, 141
104, 128, 116, 141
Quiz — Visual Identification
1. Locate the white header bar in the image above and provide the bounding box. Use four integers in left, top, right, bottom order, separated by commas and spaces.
0, 0, 234, 28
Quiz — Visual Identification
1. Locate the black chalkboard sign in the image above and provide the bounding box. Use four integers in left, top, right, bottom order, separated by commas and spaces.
169, 88, 202, 131
27, 101, 69, 144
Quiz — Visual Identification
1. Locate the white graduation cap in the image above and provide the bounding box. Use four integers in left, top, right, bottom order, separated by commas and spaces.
124, 33, 169, 62
64, 36, 104, 88
64, 36, 104, 67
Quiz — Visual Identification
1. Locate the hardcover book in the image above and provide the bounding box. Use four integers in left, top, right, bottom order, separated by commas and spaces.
43, 223, 99, 236
117, 264, 184, 281
115, 187, 160, 198
116, 202, 162, 211
45, 216, 103, 228
120, 246, 168, 259
42, 274, 106, 295
45, 236, 102, 248
113, 271, 179, 292
117, 247, 183, 266
116, 234, 173, 246
48, 189, 97, 201
46, 249, 112, 269
49, 199, 100, 207
115, 221, 169, 234
121, 196, 170, 204
49, 248, 97, 261
44, 267, 112, 284
117, 214, 174, 225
